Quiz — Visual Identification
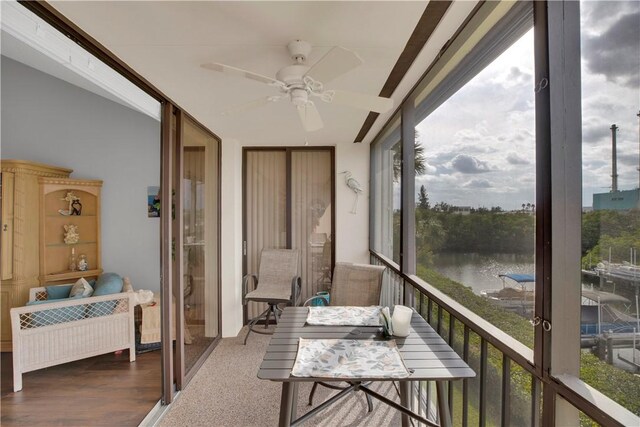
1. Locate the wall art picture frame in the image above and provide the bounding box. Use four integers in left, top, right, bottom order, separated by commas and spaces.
147, 186, 160, 218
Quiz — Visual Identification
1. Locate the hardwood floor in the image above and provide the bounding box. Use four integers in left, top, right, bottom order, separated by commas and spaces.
1, 350, 161, 426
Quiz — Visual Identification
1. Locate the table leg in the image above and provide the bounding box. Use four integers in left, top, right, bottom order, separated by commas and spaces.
290, 382, 299, 422
279, 382, 294, 427
436, 381, 452, 427
399, 380, 411, 427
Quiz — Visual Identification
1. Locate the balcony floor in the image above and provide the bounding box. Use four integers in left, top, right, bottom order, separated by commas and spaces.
160, 327, 403, 426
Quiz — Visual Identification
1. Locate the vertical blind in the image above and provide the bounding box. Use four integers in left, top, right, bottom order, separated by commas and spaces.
245, 151, 287, 319
291, 151, 332, 303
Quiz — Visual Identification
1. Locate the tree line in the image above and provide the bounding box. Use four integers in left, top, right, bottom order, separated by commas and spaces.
414, 185, 535, 266
581, 209, 640, 268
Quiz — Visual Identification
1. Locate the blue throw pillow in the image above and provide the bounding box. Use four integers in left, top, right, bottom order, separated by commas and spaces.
93, 273, 124, 296
46, 285, 73, 300
26, 300, 84, 327
87, 273, 123, 318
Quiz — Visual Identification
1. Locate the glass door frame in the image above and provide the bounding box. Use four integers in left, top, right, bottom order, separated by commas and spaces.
241, 146, 336, 325
169, 109, 223, 391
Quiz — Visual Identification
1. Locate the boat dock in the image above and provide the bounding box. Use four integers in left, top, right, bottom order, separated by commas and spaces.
588, 331, 640, 372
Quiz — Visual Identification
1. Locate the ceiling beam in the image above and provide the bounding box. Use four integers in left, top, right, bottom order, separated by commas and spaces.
353, 0, 452, 143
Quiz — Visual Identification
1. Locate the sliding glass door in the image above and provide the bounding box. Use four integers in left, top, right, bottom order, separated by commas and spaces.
243, 148, 334, 322
181, 117, 220, 378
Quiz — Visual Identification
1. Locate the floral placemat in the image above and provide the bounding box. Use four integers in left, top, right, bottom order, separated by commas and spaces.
291, 338, 410, 379
306, 306, 382, 326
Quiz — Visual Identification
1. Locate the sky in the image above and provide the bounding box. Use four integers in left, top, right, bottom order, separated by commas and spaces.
414, 1, 639, 211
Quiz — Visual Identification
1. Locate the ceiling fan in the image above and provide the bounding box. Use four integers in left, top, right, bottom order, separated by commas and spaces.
201, 40, 394, 132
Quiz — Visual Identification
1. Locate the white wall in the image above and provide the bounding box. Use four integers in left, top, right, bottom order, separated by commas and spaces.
219, 137, 370, 337
220, 138, 244, 337
1, 57, 162, 291
335, 141, 370, 264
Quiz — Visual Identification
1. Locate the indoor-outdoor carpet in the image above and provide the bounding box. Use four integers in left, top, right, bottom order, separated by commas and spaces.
158, 327, 406, 426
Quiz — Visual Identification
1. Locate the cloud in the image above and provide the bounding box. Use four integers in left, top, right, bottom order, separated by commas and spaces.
450, 154, 491, 174
618, 152, 639, 167
463, 179, 492, 188
582, 11, 640, 88
583, 120, 613, 144
422, 161, 437, 174
506, 153, 530, 165
504, 66, 532, 88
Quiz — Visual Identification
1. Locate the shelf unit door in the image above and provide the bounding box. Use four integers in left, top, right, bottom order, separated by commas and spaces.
1, 172, 15, 280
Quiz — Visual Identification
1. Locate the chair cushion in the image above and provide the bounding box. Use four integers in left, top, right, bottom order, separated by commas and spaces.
257, 249, 299, 288
69, 278, 94, 298
46, 284, 73, 300
330, 263, 386, 306
93, 273, 124, 296
245, 285, 292, 303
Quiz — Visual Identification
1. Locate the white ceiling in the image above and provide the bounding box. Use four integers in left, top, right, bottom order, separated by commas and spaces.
49, 1, 476, 146
2, 31, 159, 117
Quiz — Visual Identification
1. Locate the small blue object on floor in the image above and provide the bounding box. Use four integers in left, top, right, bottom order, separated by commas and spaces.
311, 291, 330, 306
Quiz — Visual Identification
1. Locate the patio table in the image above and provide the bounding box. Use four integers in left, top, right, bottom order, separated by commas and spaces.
257, 306, 475, 427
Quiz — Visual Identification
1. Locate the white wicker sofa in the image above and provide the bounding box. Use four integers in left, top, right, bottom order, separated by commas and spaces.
10, 283, 136, 392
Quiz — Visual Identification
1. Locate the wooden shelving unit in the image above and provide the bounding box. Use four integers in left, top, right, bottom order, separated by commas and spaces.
1, 160, 73, 351
39, 177, 103, 284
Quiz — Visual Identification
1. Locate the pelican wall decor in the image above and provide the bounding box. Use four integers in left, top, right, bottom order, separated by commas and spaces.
340, 171, 363, 214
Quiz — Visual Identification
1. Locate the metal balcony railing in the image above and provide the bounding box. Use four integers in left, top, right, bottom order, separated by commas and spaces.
371, 250, 638, 427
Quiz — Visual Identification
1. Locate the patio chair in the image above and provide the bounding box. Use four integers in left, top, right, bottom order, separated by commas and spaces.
242, 248, 301, 345
304, 262, 386, 411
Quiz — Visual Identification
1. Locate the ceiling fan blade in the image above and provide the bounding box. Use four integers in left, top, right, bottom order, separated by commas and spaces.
220, 96, 282, 116
328, 90, 394, 113
297, 102, 323, 132
201, 62, 283, 87
304, 46, 363, 85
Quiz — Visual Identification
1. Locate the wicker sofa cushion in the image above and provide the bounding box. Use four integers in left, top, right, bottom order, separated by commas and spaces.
46, 284, 73, 300
245, 285, 292, 303
25, 299, 85, 327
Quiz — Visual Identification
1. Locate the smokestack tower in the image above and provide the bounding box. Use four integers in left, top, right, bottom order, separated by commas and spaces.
637, 111, 640, 189
611, 124, 619, 193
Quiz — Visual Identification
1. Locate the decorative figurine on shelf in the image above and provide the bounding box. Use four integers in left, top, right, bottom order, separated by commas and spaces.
77, 254, 88, 271
71, 199, 82, 216
63, 224, 80, 245
60, 191, 81, 216
69, 247, 77, 272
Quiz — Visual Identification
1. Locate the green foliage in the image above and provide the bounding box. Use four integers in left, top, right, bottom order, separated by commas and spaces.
417, 265, 534, 347
414, 207, 535, 265
417, 185, 430, 210
581, 210, 640, 268
580, 353, 640, 416
392, 132, 427, 182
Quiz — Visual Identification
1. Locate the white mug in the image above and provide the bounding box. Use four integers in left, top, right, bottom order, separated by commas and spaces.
391, 305, 413, 337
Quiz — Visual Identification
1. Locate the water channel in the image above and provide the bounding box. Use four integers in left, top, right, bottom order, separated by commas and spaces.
430, 252, 535, 294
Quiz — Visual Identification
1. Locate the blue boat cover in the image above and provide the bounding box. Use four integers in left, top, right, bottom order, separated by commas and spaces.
498, 274, 535, 283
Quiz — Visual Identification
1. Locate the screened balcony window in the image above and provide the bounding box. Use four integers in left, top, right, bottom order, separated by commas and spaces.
413, 29, 536, 349
579, 0, 640, 415
371, 114, 402, 265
